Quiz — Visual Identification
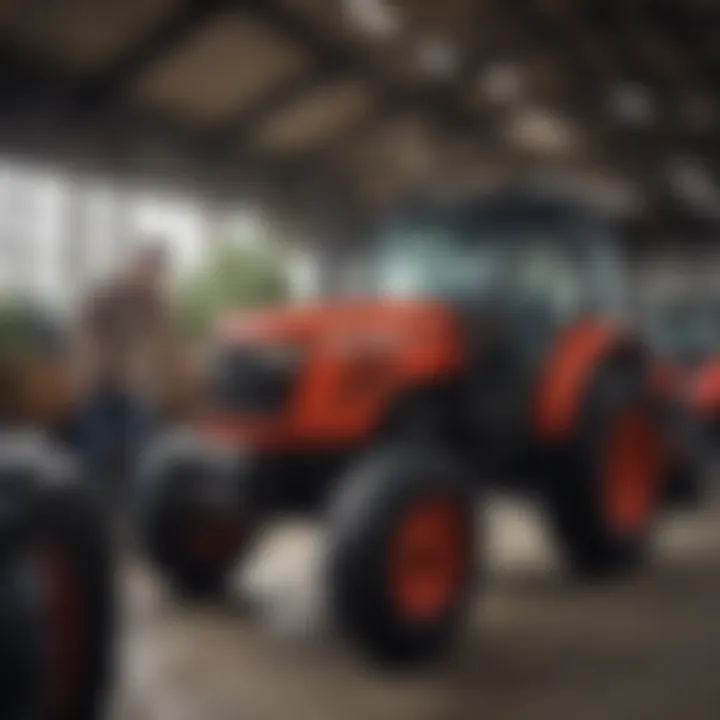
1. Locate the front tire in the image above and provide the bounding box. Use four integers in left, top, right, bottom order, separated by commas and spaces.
327, 445, 478, 667
135, 431, 254, 598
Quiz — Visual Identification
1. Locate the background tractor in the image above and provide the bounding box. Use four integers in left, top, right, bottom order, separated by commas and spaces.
137, 190, 677, 666
647, 294, 720, 428
645, 294, 720, 497
0, 299, 114, 720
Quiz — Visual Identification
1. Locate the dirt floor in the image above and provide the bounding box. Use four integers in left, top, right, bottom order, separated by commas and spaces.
112, 496, 720, 720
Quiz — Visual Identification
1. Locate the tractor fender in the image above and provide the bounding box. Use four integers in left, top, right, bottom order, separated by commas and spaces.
533, 320, 641, 443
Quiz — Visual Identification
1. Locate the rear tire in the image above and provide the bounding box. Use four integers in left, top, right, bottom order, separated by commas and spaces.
326, 445, 478, 667
546, 363, 664, 578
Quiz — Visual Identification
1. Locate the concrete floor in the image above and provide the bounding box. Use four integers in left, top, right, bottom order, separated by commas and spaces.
111, 498, 720, 720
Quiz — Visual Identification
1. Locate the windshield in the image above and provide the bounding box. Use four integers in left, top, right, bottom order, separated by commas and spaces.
355, 206, 621, 318
511, 237, 593, 320
375, 224, 503, 300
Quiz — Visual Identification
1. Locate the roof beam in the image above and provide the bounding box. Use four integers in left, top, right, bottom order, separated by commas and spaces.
0, 39, 357, 213
74, 0, 235, 112
581, 0, 720, 223
509, 0, 709, 225
212, 64, 360, 151
235, 0, 493, 141
214, 0, 511, 203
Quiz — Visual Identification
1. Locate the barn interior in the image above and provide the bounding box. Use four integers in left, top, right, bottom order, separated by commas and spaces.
0, 2, 719, 719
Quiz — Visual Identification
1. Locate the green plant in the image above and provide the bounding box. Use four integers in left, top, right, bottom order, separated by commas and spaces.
0, 296, 39, 358
175, 242, 290, 340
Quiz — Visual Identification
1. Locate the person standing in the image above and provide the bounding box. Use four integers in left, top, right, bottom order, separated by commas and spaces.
74, 241, 188, 491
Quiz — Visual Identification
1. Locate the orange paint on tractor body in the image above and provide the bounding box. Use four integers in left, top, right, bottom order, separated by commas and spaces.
650, 361, 685, 399
690, 359, 720, 417
533, 320, 631, 443
201, 299, 466, 450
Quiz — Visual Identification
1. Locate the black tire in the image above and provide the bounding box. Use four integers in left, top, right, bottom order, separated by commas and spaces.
0, 433, 114, 720
135, 430, 254, 599
326, 445, 478, 668
546, 361, 664, 578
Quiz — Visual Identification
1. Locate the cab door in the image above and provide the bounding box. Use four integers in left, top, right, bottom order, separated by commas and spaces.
466, 218, 614, 475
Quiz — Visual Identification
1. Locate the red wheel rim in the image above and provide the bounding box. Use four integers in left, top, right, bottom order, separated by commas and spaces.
36, 547, 86, 720
604, 409, 662, 535
389, 498, 468, 623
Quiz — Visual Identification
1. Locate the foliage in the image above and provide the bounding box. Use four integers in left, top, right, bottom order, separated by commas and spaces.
0, 295, 62, 359
175, 241, 290, 340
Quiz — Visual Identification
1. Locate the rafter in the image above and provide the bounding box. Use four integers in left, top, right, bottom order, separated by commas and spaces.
516, 0, 715, 226
74, 0, 235, 112
235, 0, 491, 141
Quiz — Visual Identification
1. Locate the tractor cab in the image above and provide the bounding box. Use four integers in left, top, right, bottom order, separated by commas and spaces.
335, 194, 633, 470
364, 194, 625, 307
354, 192, 629, 363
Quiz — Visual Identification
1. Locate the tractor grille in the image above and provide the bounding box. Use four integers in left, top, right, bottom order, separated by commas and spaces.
207, 345, 299, 415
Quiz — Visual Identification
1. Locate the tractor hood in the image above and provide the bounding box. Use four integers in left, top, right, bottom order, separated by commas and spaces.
205, 298, 466, 448
215, 298, 463, 353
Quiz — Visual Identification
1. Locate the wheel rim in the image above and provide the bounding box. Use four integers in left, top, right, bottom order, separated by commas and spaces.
390, 497, 468, 623
36, 547, 86, 720
604, 409, 661, 535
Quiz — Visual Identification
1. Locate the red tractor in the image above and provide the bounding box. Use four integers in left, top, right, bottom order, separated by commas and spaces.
646, 294, 720, 497
0, 304, 114, 720
137, 191, 673, 666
